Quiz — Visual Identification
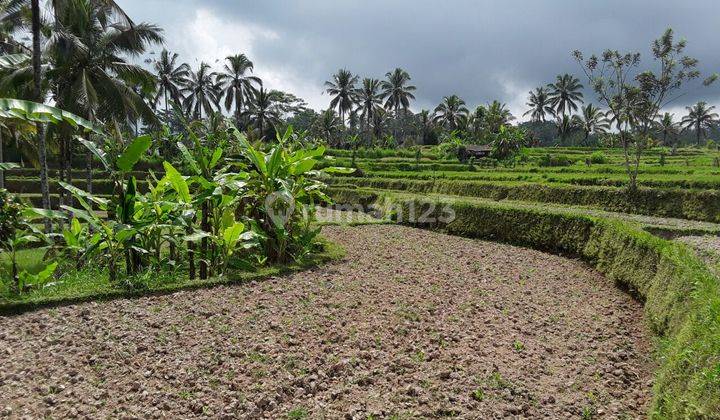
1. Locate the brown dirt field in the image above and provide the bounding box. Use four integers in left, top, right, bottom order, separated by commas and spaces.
0, 225, 653, 419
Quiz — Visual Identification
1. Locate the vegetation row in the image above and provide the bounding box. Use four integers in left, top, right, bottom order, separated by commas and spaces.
329, 177, 720, 222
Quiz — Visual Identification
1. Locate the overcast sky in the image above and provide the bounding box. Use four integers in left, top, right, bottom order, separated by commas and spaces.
121, 0, 720, 120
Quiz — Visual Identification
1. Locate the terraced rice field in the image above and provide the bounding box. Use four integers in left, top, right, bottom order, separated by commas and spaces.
0, 225, 652, 418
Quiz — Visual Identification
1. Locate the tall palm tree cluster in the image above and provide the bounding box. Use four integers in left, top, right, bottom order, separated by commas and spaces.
0, 0, 163, 205
0, 0, 304, 213
524, 74, 719, 147
321, 67, 521, 146
321, 67, 416, 145
151, 50, 304, 139
524, 74, 609, 146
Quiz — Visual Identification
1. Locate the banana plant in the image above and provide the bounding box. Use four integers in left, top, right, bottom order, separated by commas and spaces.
174, 123, 239, 279
78, 134, 153, 274
233, 126, 351, 262
1, 205, 57, 294
58, 182, 136, 283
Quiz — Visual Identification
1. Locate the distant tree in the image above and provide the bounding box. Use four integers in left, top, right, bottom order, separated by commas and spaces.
524, 87, 555, 122
324, 68, 358, 125
681, 101, 718, 146
468, 105, 487, 140
371, 107, 389, 141
153, 49, 190, 114
555, 114, 577, 145
380, 67, 416, 115
417, 109, 436, 145
217, 54, 262, 126
574, 28, 718, 188
313, 109, 342, 146
381, 68, 416, 139
242, 87, 282, 139
356, 78, 383, 141
573, 104, 610, 145
655, 112, 678, 148
484, 100, 515, 133
547, 74, 584, 116
433, 95, 469, 130
182, 62, 221, 119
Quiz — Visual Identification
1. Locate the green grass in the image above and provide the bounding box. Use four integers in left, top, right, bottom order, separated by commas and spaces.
328, 176, 720, 222
0, 248, 47, 278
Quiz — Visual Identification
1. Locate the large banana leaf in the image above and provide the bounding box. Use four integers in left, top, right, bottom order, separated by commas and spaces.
162, 161, 191, 203
76, 137, 110, 171
0, 98, 101, 133
116, 135, 152, 172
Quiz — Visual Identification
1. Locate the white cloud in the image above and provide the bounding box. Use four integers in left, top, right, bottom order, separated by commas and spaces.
160, 8, 326, 111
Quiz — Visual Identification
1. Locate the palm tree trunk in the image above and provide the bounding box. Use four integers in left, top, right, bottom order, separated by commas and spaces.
697, 122, 701, 146
0, 128, 4, 190
31, 0, 51, 231
64, 136, 73, 207
235, 91, 242, 128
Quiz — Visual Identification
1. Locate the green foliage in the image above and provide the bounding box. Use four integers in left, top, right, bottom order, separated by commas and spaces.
588, 151, 608, 164
331, 176, 720, 222
0, 98, 100, 133
538, 153, 574, 167
0, 189, 23, 246
489, 125, 527, 161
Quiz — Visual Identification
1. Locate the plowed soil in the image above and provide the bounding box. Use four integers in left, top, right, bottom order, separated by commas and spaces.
0, 225, 652, 419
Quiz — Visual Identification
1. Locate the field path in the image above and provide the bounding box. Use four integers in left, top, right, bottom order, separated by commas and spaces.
0, 225, 652, 419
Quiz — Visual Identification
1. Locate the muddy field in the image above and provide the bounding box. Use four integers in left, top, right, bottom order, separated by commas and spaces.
0, 225, 652, 419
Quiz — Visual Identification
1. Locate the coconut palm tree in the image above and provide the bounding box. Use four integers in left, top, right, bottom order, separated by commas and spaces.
48, 0, 162, 196
433, 95, 468, 130
30, 0, 50, 229
524, 87, 555, 122
324, 68, 358, 125
355, 78, 382, 140
216, 53, 261, 126
572, 104, 609, 145
356, 78, 383, 125
655, 113, 678, 147
380, 67, 416, 139
681, 101, 719, 146
241, 87, 282, 139
182, 62, 220, 119
484, 100, 515, 133
380, 67, 416, 115
547, 74, 584, 116
153, 49, 189, 114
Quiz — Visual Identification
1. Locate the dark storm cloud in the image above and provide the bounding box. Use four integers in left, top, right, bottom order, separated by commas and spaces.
124, 0, 720, 113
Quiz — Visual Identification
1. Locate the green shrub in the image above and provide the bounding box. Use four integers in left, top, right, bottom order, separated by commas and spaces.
0, 189, 23, 246
589, 151, 609, 164
538, 153, 574, 167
